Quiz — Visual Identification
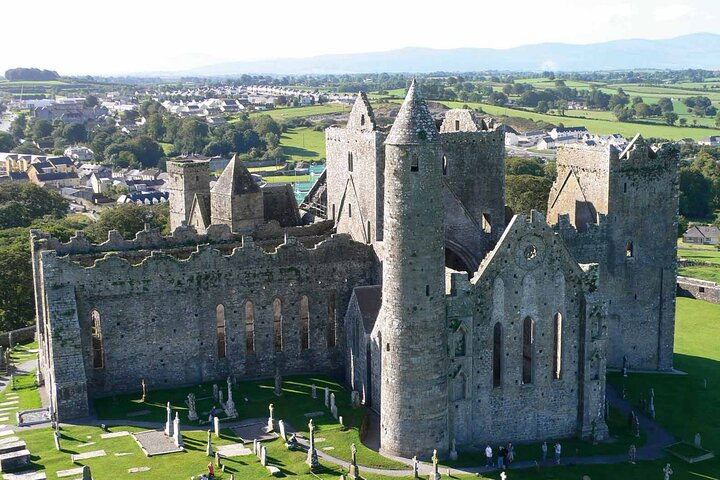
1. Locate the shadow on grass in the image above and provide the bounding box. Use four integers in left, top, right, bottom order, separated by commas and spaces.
281, 145, 320, 158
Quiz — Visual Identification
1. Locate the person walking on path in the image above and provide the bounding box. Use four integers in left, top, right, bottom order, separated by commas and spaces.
554, 442, 562, 465
207, 462, 214, 480
485, 444, 493, 467
541, 441, 548, 463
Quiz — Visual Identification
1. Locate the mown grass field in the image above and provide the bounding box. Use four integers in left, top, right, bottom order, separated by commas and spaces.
678, 241, 720, 282
279, 127, 326, 162
245, 104, 347, 121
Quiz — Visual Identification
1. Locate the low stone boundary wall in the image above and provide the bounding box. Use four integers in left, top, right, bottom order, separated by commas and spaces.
0, 326, 35, 349
677, 276, 720, 304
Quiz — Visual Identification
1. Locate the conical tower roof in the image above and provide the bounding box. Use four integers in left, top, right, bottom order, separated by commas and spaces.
211, 155, 261, 195
386, 79, 439, 145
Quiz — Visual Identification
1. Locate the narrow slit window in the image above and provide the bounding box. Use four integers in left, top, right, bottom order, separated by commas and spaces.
348, 203, 352, 217
493, 323, 502, 388
216, 304, 226, 359
348, 152, 353, 172
626, 241, 634, 258
273, 298, 283, 352
623, 182, 627, 193
482, 213, 492, 234
522, 317, 534, 384
91, 310, 103, 369
455, 119, 460, 131
442, 155, 448, 176
245, 301, 255, 354
360, 114, 365, 126
367, 221, 371, 243
553, 313, 562, 380
300, 296, 310, 350
425, 285, 430, 296
327, 294, 336, 347
410, 155, 419, 172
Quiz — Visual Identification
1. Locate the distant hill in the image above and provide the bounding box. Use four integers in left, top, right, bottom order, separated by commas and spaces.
180, 33, 720, 75
4, 68, 60, 81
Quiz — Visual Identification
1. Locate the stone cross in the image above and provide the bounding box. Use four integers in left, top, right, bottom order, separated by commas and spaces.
278, 420, 286, 441
82, 465, 92, 480
187, 393, 199, 421
213, 384, 219, 402
253, 438, 258, 454
274, 367, 283, 397
351, 390, 361, 408
311, 384, 317, 399
500, 472, 507, 480
348, 443, 360, 480
206, 429, 214, 456
141, 379, 147, 402
173, 412, 182, 448
331, 404, 338, 420
694, 433, 702, 449
330, 392, 336, 410
214, 416, 220, 437
450, 438, 458, 461
227, 377, 234, 403
267, 404, 275, 432
219, 390, 224, 407
164, 402, 173, 437
260, 445, 267, 466
663, 463, 673, 480
325, 387, 330, 407
53, 431, 61, 451
432, 449, 439, 476
412, 456, 419, 478
306, 419, 319, 468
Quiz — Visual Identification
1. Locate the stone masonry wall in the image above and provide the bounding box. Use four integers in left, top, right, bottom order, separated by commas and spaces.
677, 276, 720, 304
37, 234, 377, 417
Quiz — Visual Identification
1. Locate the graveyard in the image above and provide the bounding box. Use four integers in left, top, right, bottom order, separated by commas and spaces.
0, 297, 712, 479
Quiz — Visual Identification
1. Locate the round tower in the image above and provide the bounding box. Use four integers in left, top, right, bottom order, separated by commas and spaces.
379, 80, 449, 458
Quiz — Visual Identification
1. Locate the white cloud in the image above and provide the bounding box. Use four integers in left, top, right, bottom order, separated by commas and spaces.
655, 4, 697, 22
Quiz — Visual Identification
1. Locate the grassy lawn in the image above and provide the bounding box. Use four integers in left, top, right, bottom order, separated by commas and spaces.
279, 127, 326, 162
245, 104, 347, 121
247, 165, 285, 173
95, 374, 405, 470
438, 101, 720, 141
263, 175, 311, 184
158, 142, 175, 156
678, 242, 720, 282
2, 372, 41, 412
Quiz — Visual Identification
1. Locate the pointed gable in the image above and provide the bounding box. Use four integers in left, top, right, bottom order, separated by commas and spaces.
386, 79, 439, 145
346, 92, 377, 132
188, 193, 211, 231
211, 155, 260, 196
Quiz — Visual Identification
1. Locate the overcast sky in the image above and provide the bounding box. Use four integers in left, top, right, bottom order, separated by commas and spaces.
2, 0, 718, 75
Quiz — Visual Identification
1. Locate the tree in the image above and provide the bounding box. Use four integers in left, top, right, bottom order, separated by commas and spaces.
613, 105, 633, 122
84, 95, 99, 108
715, 111, 720, 128
250, 115, 282, 137
663, 112, 679, 126
555, 99, 568, 116
505, 175, 553, 216
657, 97, 674, 113
11, 142, 42, 155
535, 101, 549, 113
129, 135, 164, 168
0, 132, 15, 151
506, 157, 544, 176
145, 113, 166, 141
31, 119, 53, 140
679, 167, 712, 217
10, 114, 27, 140
679, 118, 687, 126
175, 118, 209, 154
487, 92, 508, 106
84, 203, 169, 242
62, 122, 87, 143
677, 215, 689, 237
0, 183, 67, 227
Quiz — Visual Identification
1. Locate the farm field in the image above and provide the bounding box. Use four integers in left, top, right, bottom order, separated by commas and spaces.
246, 104, 347, 120
279, 126, 326, 162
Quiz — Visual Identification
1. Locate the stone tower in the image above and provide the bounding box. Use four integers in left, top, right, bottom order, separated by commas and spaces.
378, 81, 449, 458
167, 158, 210, 232
210, 155, 264, 232
547, 135, 679, 370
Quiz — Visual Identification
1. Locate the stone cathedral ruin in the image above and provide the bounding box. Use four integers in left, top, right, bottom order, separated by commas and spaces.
32, 81, 678, 459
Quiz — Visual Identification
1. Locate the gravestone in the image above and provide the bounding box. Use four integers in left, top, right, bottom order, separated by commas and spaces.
325, 387, 329, 407
164, 402, 173, 437
225, 377, 238, 419
173, 412, 182, 448
187, 393, 198, 422
278, 420, 286, 441
140, 379, 147, 403
311, 384, 317, 399
351, 390, 361, 408
330, 393, 336, 410
253, 439, 258, 454
274, 368, 283, 397
348, 443, 360, 480
219, 390, 224, 407
306, 419, 319, 469
432, 449, 440, 480
339, 416, 343, 428
412, 456, 419, 478
694, 433, 702, 449
267, 404, 275, 432
54, 431, 61, 451
214, 416, 220, 437
206, 430, 213, 457
260, 445, 267, 466
82, 465, 92, 480
213, 384, 219, 402
663, 463, 673, 480
449, 438, 458, 461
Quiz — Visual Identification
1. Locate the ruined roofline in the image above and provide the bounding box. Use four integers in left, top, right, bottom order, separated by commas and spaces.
549, 212, 608, 236
39, 231, 372, 271
31, 220, 335, 257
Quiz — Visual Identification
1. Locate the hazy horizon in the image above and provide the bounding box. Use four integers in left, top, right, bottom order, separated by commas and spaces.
2, 0, 719, 76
